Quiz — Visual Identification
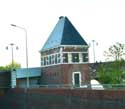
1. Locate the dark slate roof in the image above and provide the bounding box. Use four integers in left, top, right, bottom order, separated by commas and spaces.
41, 16, 87, 51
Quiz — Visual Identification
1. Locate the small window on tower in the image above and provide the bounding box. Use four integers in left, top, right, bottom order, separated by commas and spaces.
72, 53, 79, 62
58, 54, 60, 63
63, 53, 68, 63
46, 57, 48, 65
55, 54, 58, 64
44, 57, 47, 65
82, 53, 88, 62
52, 55, 54, 64
49, 56, 52, 64
41, 57, 44, 66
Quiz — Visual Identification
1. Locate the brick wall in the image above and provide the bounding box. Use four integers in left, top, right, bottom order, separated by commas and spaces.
0, 71, 11, 95
62, 64, 90, 84
0, 88, 125, 109
41, 64, 90, 85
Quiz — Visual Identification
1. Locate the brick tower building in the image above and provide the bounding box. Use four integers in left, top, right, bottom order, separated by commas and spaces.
40, 16, 90, 87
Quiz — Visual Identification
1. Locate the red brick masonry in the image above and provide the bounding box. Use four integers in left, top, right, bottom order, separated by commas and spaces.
0, 88, 125, 109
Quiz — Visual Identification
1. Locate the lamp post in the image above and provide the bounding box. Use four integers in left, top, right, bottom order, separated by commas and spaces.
11, 24, 29, 88
6, 43, 18, 70
91, 40, 98, 63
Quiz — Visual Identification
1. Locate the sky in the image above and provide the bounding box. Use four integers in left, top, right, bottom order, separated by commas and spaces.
0, 0, 125, 68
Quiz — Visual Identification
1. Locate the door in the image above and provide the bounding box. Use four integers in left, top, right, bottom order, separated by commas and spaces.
74, 73, 80, 87
72, 72, 81, 87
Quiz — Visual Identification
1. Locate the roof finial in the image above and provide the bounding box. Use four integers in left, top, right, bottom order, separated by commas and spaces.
59, 16, 64, 19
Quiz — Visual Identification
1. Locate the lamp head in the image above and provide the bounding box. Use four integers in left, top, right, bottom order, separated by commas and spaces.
11, 24, 16, 27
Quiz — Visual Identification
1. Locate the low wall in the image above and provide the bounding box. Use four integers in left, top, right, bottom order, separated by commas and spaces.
0, 88, 125, 109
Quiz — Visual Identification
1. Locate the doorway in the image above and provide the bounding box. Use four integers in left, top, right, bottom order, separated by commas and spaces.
72, 72, 81, 87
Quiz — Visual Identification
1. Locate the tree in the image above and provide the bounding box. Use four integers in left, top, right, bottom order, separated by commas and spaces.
5, 61, 21, 71
0, 66, 6, 71
97, 42, 125, 84
0, 61, 21, 71
97, 61, 125, 84
96, 63, 111, 84
104, 42, 125, 61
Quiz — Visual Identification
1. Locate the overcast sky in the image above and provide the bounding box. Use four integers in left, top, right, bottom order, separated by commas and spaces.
0, 0, 125, 68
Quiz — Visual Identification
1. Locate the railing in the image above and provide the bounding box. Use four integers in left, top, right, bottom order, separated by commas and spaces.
102, 84, 125, 90
1, 84, 125, 91
28, 84, 125, 90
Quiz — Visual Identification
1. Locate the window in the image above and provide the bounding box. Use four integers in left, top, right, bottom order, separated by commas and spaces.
41, 57, 44, 66
82, 53, 88, 62
58, 58, 60, 63
52, 55, 54, 64
63, 53, 68, 63
44, 57, 47, 65
46, 57, 48, 65
57, 54, 60, 63
49, 56, 52, 64
55, 54, 58, 64
72, 53, 79, 62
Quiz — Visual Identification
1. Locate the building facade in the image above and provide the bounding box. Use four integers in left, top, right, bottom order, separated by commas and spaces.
40, 16, 90, 87
11, 16, 90, 88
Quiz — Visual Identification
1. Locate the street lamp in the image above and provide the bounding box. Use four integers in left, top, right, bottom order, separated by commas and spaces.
6, 43, 18, 70
11, 24, 29, 88
10, 24, 28, 68
91, 40, 98, 63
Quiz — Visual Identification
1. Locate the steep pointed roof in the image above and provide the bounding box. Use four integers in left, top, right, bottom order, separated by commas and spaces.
41, 16, 87, 51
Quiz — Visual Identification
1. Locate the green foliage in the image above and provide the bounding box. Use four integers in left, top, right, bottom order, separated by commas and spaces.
0, 66, 6, 71
97, 64, 111, 84
0, 61, 21, 71
97, 42, 125, 84
97, 59, 125, 84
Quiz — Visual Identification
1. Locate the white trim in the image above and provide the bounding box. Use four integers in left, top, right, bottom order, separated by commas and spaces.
79, 53, 83, 63
41, 51, 88, 57
41, 62, 89, 67
60, 47, 63, 64
40, 45, 89, 52
61, 45, 88, 48
63, 51, 88, 53
40, 46, 60, 52
41, 52, 89, 67
72, 72, 81, 86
